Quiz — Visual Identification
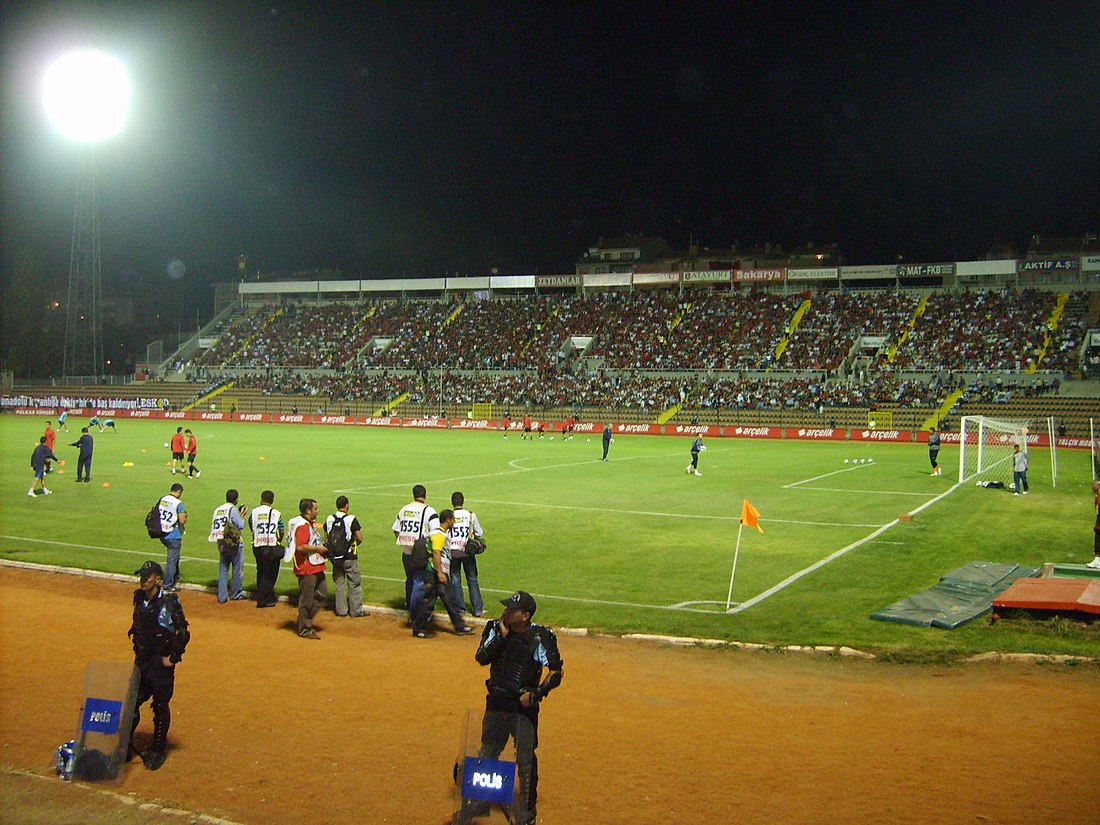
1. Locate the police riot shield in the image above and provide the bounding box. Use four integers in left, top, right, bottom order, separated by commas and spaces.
69, 661, 139, 782
452, 709, 535, 825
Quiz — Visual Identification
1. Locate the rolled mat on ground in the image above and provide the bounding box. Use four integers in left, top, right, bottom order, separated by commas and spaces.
870, 561, 1039, 629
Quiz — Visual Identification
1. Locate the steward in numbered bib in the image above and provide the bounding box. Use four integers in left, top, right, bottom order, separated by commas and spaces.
249, 490, 285, 608
209, 489, 247, 603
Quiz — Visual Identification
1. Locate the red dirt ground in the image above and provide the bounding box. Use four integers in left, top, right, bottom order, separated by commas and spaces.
1, 566, 1098, 825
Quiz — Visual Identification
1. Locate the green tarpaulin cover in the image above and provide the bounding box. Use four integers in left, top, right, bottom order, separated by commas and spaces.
870, 561, 1039, 629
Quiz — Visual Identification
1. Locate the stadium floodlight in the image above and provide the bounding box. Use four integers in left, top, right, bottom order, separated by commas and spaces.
41, 49, 129, 379
41, 50, 130, 143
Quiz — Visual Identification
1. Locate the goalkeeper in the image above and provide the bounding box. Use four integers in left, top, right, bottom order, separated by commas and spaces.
687, 435, 706, 476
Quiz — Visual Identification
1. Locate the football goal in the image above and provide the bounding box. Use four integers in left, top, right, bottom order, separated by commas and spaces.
958, 415, 1031, 486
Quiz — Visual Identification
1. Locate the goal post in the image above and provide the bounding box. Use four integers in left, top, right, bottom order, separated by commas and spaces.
958, 415, 1031, 486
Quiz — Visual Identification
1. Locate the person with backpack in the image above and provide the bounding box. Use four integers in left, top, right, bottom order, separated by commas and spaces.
324, 495, 369, 618
410, 508, 473, 638
155, 483, 187, 592
392, 484, 438, 614
209, 489, 248, 603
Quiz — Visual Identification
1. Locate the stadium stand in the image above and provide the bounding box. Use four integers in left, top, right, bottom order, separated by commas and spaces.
9, 287, 1097, 429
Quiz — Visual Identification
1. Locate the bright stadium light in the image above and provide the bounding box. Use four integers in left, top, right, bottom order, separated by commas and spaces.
41, 49, 130, 143
41, 48, 130, 378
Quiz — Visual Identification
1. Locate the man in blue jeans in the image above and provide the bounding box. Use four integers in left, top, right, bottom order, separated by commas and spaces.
448, 491, 486, 617
157, 483, 187, 590
1012, 444, 1029, 496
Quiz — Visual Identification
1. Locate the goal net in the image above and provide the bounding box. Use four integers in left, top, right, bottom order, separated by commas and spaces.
958, 415, 1030, 485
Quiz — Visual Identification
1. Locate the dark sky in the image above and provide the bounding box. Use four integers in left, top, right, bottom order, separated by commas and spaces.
2, 1, 1099, 311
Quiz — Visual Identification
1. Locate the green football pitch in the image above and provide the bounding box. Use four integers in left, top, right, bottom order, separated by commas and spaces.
2, 416, 1097, 657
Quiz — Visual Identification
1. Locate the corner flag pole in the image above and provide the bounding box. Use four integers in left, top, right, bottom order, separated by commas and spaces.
727, 499, 764, 612
725, 522, 744, 611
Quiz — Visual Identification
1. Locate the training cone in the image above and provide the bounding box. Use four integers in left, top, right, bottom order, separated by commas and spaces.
58, 469, 65, 474
142, 448, 147, 453
122, 461, 134, 467
102, 482, 110, 488
259, 456, 266, 461
59, 460, 66, 466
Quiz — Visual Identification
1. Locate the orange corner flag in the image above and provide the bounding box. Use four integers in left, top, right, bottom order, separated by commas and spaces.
741, 499, 764, 533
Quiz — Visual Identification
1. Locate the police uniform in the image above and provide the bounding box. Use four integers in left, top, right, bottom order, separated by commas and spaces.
128, 561, 190, 770
475, 592, 563, 824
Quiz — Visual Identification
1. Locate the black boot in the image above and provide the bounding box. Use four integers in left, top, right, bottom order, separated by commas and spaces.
144, 712, 170, 770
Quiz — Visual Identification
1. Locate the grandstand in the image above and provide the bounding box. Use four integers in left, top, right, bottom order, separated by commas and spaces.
6, 263, 1099, 433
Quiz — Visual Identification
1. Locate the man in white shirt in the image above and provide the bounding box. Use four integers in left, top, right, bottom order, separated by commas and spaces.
249, 490, 285, 608
448, 491, 486, 617
392, 484, 438, 613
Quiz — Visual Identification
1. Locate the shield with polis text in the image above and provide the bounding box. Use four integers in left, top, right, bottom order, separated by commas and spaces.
452, 709, 534, 824
66, 661, 139, 782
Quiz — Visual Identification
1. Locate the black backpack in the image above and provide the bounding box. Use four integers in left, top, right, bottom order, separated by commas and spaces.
410, 535, 430, 571
326, 514, 350, 562
145, 502, 165, 539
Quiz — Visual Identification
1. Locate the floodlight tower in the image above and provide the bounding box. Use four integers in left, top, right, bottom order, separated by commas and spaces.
41, 49, 130, 379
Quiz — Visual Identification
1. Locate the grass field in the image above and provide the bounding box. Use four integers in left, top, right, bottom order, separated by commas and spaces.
2, 415, 1098, 658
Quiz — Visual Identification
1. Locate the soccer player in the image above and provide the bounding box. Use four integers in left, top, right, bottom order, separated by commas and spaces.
169, 427, 186, 474
44, 421, 57, 474
184, 428, 200, 477
686, 436, 706, 476
57, 409, 70, 432
928, 427, 942, 476
601, 424, 613, 461
1089, 480, 1100, 569
28, 436, 58, 496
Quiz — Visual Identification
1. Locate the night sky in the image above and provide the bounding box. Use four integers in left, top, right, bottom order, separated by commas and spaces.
2, 1, 1099, 321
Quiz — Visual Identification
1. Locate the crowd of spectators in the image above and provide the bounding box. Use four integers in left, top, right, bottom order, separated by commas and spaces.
183, 288, 1090, 410
691, 372, 947, 412
1044, 292, 1090, 374
779, 292, 919, 371
893, 288, 1060, 372
662, 291, 802, 370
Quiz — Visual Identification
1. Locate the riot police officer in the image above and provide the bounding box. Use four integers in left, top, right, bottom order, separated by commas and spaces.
474, 591, 563, 825
128, 560, 190, 770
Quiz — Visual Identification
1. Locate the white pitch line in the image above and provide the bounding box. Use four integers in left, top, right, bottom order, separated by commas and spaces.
0, 535, 249, 569
725, 482, 962, 615
343, 491, 881, 528
337, 450, 685, 493
786, 486, 936, 497
336, 448, 677, 495
783, 464, 868, 488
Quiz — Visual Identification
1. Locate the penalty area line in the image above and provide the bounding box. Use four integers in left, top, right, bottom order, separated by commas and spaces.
783, 464, 868, 488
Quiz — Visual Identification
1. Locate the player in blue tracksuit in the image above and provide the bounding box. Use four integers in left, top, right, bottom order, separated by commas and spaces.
71, 427, 95, 482
601, 424, 613, 461
29, 437, 59, 496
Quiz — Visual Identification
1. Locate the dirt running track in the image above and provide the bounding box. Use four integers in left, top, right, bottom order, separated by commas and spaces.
0, 566, 1097, 825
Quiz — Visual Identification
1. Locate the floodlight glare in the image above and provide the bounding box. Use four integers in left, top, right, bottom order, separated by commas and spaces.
41, 49, 130, 142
